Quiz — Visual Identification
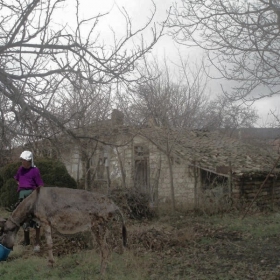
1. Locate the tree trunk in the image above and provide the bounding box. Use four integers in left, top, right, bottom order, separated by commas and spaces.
194, 165, 198, 209
168, 156, 176, 211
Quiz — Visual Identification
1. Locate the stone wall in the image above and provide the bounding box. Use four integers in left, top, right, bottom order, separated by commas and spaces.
60, 134, 198, 207
110, 135, 197, 207
60, 145, 81, 182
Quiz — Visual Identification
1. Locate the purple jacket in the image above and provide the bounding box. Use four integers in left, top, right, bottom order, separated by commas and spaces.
14, 166, 44, 192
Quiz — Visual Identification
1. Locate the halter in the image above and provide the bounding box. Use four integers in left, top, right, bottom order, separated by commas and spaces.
8, 217, 20, 228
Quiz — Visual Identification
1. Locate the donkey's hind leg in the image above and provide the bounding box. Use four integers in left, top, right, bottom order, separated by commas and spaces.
92, 222, 110, 274
44, 224, 55, 267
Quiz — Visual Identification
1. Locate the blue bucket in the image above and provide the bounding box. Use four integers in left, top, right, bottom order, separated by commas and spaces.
0, 244, 11, 261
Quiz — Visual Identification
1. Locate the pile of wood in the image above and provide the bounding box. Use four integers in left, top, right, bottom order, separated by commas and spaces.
129, 227, 173, 251
19, 230, 92, 257
109, 189, 156, 220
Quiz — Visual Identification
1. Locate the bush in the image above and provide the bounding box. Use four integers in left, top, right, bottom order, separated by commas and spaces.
0, 159, 77, 207
35, 158, 77, 189
1, 162, 21, 182
0, 178, 18, 207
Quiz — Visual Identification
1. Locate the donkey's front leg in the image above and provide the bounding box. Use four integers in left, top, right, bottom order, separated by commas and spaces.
44, 224, 55, 266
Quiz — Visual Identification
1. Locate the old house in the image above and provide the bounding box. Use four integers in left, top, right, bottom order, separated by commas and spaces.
56, 111, 280, 209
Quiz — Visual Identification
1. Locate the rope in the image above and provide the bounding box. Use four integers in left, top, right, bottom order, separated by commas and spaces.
9, 216, 20, 228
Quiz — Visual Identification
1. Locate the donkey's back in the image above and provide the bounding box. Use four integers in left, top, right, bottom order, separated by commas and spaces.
34, 187, 120, 235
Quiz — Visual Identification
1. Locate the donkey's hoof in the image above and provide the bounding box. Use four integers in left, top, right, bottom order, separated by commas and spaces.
47, 260, 54, 267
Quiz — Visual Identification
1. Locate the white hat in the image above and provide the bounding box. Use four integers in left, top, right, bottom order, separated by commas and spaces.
20, 151, 34, 167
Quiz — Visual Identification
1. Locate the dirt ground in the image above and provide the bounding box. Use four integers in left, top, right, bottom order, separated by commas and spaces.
12, 211, 280, 280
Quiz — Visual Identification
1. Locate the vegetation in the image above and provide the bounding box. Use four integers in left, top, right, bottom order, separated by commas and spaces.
0, 1, 279, 277
1, 207, 280, 279
0, 159, 76, 207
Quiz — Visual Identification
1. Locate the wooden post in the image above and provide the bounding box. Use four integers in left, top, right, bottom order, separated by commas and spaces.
153, 155, 161, 208
105, 163, 111, 193
104, 146, 111, 194
228, 161, 232, 197
272, 175, 276, 211
193, 164, 198, 209
168, 155, 176, 211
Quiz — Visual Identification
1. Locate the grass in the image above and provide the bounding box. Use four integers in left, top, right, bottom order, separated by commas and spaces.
204, 211, 280, 238
2, 208, 280, 279
0, 250, 152, 280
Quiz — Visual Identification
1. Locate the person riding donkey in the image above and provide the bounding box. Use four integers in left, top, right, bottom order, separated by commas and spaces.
9, 150, 44, 252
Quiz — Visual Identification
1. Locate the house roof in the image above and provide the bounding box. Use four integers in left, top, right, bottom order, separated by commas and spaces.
136, 127, 280, 177
56, 118, 280, 178
234, 127, 280, 140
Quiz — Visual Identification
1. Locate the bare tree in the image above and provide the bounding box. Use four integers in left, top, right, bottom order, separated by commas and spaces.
117, 56, 210, 128
168, 0, 280, 102
115, 55, 259, 210
49, 78, 113, 189
203, 94, 259, 130
0, 0, 165, 148
117, 55, 258, 130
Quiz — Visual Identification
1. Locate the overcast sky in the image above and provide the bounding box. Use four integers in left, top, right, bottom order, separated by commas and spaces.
59, 0, 280, 127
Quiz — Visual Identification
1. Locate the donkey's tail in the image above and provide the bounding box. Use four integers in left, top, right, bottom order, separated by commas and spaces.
116, 208, 127, 247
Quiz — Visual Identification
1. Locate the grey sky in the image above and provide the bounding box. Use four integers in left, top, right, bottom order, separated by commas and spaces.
59, 0, 279, 127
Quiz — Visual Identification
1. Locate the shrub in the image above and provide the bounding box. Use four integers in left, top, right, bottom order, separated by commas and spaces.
35, 158, 77, 189
0, 178, 18, 207
0, 159, 77, 207
1, 162, 21, 182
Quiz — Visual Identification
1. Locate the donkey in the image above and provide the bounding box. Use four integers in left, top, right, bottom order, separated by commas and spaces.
0, 187, 127, 273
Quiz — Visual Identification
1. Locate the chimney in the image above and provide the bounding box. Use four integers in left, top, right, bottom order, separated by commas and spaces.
111, 109, 124, 126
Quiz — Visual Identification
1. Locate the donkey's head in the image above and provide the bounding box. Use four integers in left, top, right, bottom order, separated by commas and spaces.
0, 217, 20, 249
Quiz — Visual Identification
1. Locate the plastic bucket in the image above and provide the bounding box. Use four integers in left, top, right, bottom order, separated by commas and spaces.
0, 244, 11, 261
